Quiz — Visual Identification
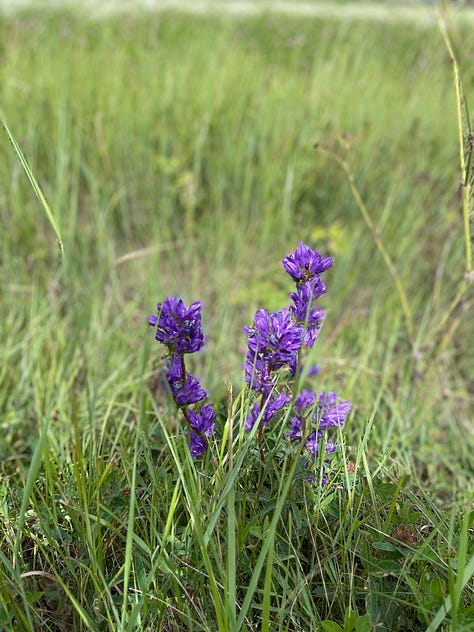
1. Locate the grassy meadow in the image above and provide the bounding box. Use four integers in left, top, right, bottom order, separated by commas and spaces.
0, 5, 473, 631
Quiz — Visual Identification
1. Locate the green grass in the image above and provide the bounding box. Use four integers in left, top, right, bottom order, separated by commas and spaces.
0, 6, 473, 631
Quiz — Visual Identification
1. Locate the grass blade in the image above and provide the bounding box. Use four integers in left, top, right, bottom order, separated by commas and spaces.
0, 113, 64, 257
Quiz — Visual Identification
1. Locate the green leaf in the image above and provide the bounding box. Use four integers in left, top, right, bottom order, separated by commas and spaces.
429, 578, 446, 601
372, 541, 399, 552
321, 622, 344, 632
343, 608, 357, 632
368, 558, 401, 576
406, 511, 421, 524
375, 482, 397, 503
355, 614, 372, 632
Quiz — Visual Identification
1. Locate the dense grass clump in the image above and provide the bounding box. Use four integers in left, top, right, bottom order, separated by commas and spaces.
0, 6, 473, 631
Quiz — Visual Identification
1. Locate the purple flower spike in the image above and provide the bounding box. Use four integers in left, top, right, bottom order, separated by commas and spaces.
188, 432, 209, 459
287, 390, 317, 440
289, 280, 326, 348
188, 404, 216, 437
294, 389, 317, 413
149, 297, 204, 354
165, 355, 207, 407
244, 308, 303, 372
244, 353, 275, 393
187, 404, 216, 458
288, 415, 303, 441
314, 392, 351, 430
289, 279, 326, 321
305, 431, 322, 457
245, 391, 291, 432
282, 242, 333, 283
305, 434, 338, 458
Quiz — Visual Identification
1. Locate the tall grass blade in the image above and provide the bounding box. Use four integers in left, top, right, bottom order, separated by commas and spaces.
153, 399, 227, 631
235, 451, 303, 631
225, 395, 237, 629
121, 427, 139, 628
0, 113, 64, 257
437, 9, 472, 276
13, 415, 50, 567
426, 552, 474, 632
0, 551, 34, 631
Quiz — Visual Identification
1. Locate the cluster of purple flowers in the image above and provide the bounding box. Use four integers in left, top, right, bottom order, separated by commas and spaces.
288, 390, 351, 462
244, 242, 350, 471
149, 242, 350, 475
148, 297, 215, 458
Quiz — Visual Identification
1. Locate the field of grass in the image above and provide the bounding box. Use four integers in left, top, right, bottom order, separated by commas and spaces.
0, 4, 473, 631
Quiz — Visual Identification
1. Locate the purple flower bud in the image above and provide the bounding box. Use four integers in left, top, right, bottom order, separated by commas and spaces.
289, 280, 327, 348
187, 404, 216, 458
149, 297, 204, 354
245, 391, 291, 432
294, 389, 317, 413
244, 308, 303, 374
288, 415, 303, 441
244, 353, 275, 393
188, 404, 216, 437
305, 430, 322, 457
188, 432, 209, 459
307, 365, 320, 378
165, 355, 207, 407
314, 392, 351, 430
282, 242, 333, 283
305, 435, 338, 461
287, 390, 317, 441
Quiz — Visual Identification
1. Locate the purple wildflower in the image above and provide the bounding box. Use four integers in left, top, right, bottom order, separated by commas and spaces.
149, 297, 204, 354
244, 308, 303, 375
290, 277, 327, 314
287, 389, 317, 440
307, 365, 320, 378
245, 391, 291, 432
305, 433, 337, 458
188, 404, 216, 437
165, 355, 207, 407
287, 390, 349, 465
305, 431, 322, 457
314, 392, 351, 430
295, 389, 317, 413
188, 432, 208, 459
288, 415, 304, 441
282, 242, 333, 283
244, 353, 275, 394
187, 404, 216, 458
299, 364, 320, 378
289, 280, 326, 348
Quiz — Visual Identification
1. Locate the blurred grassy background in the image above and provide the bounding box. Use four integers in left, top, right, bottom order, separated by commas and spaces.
0, 7, 472, 494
